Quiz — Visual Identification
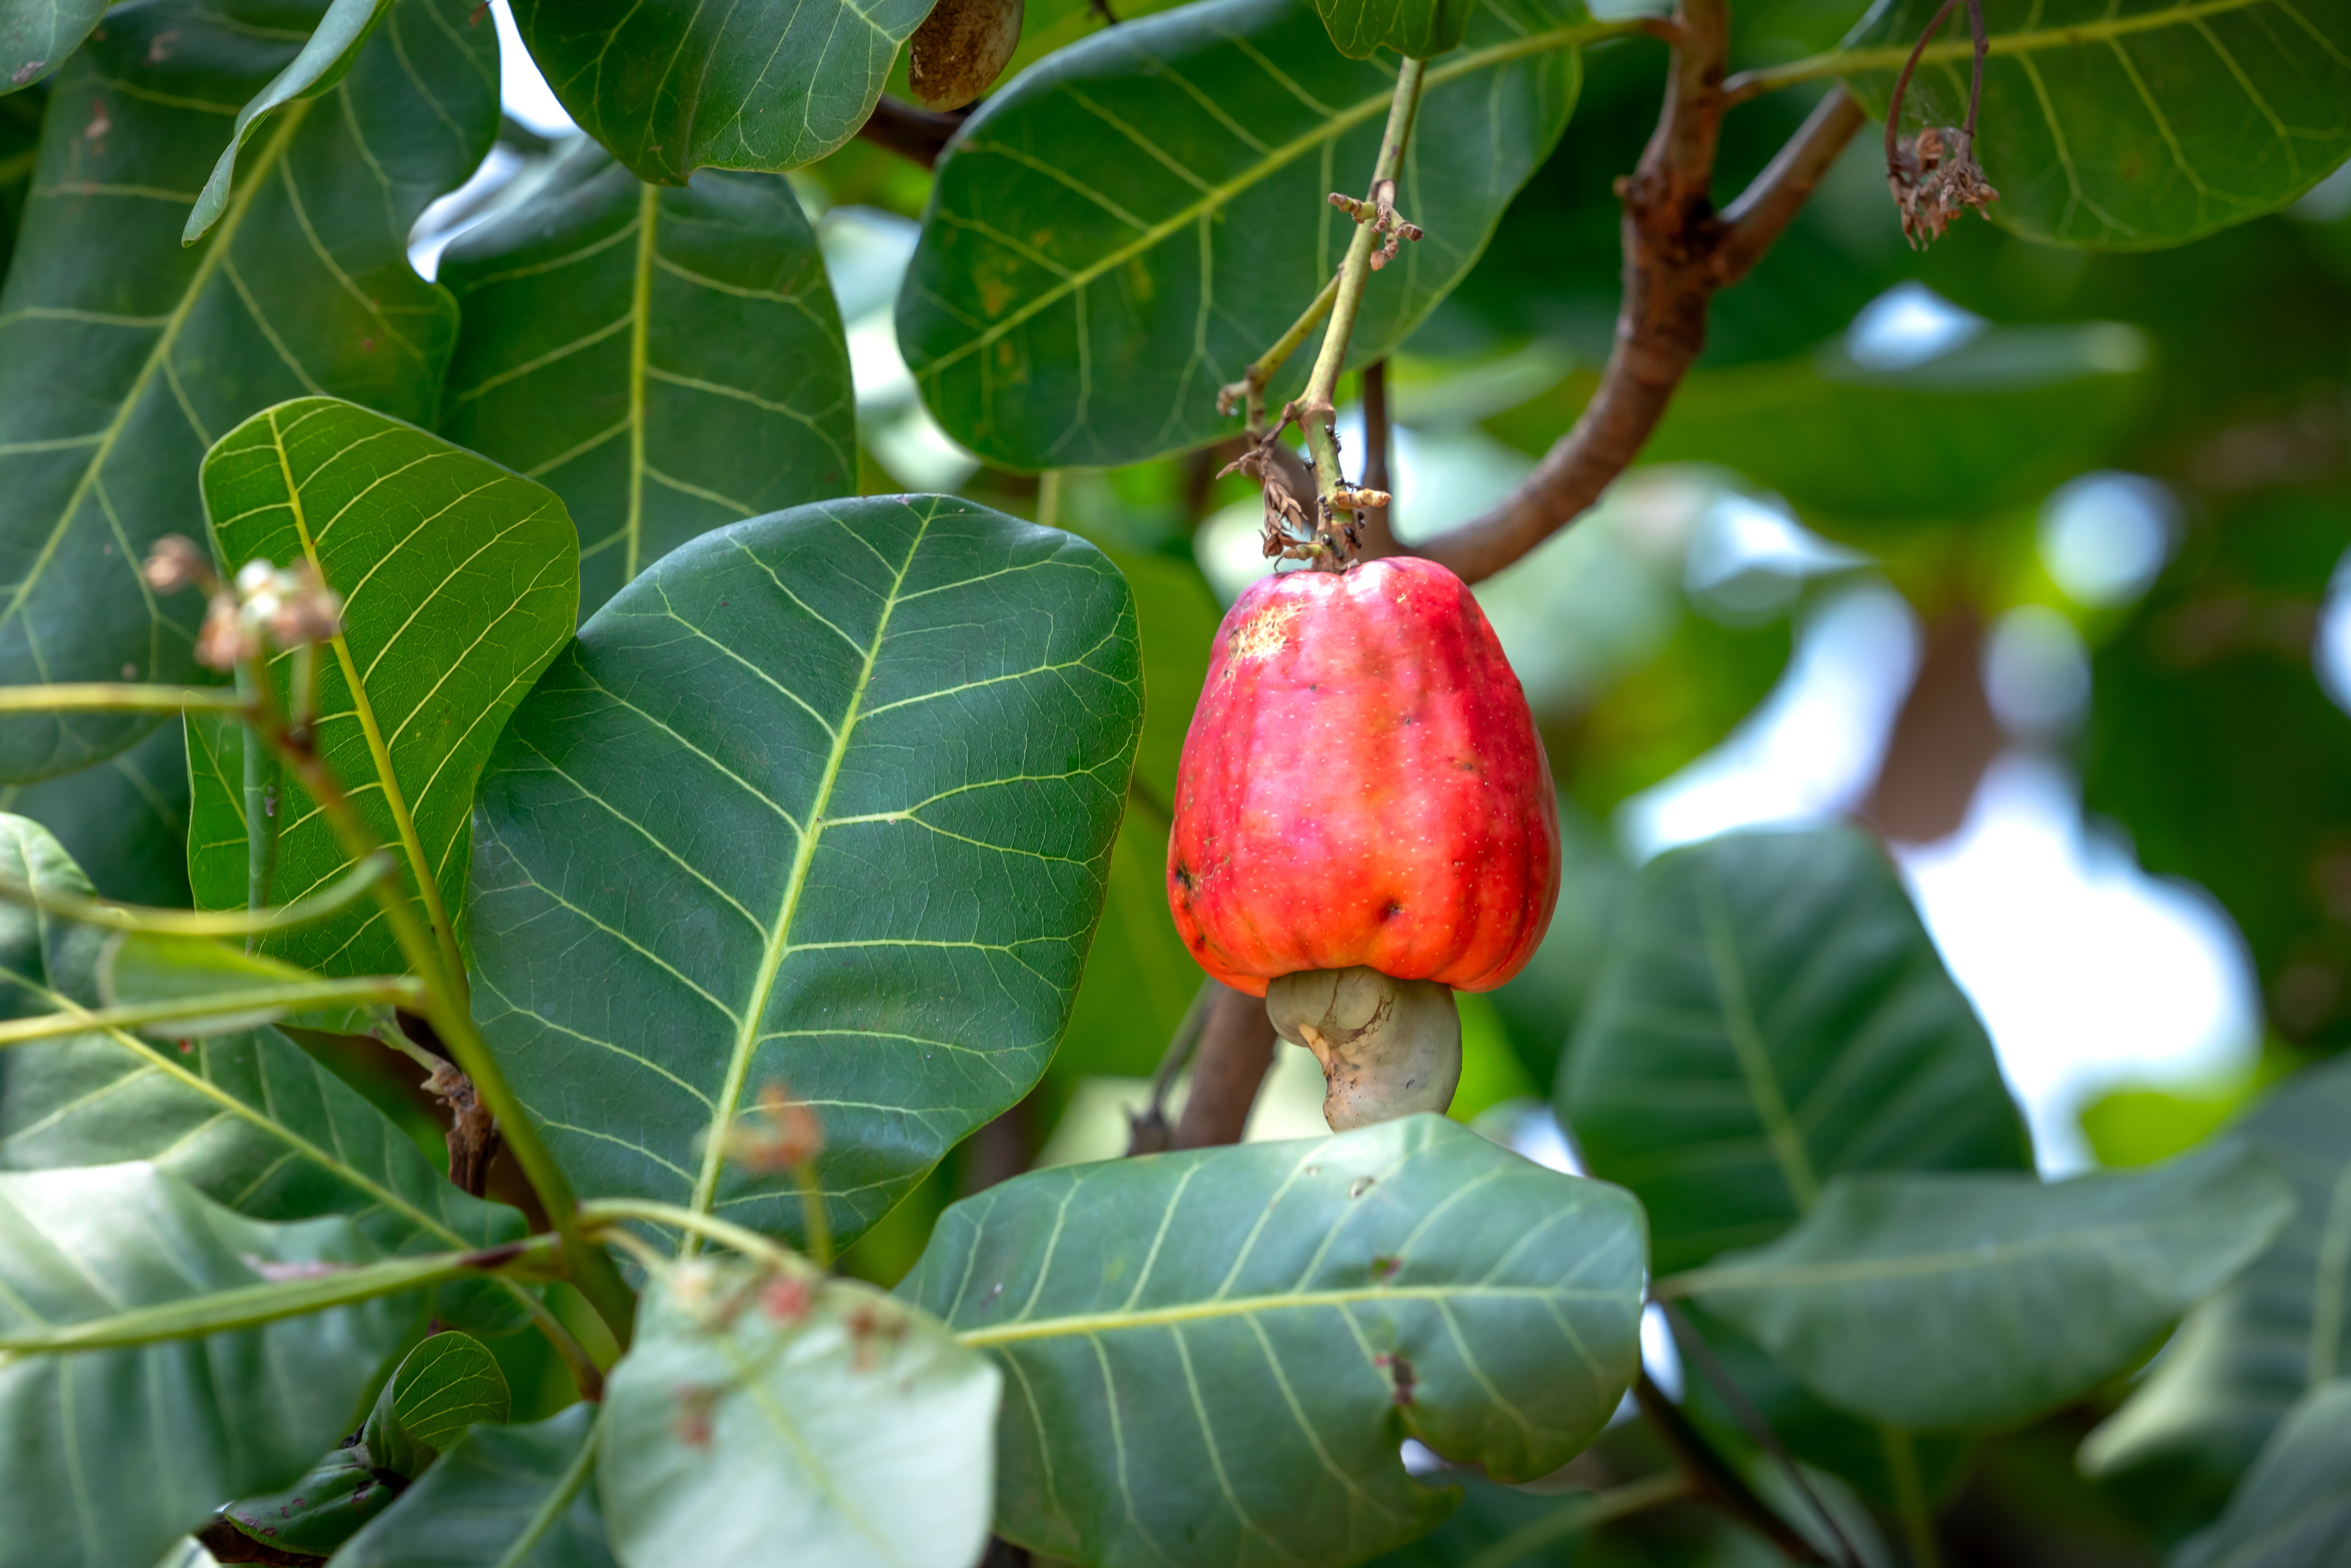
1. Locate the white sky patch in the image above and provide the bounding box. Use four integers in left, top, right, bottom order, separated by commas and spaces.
492, 1, 576, 137
1845, 281, 1988, 370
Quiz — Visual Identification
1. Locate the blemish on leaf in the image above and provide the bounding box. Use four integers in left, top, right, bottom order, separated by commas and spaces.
1373, 1352, 1417, 1406
1349, 1174, 1376, 1198
1372, 1255, 1402, 1281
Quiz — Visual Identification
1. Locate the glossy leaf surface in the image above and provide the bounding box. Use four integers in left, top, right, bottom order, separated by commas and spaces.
1678, 1142, 2292, 1431
0, 1162, 411, 1568
2084, 1054, 2351, 1491
2173, 1380, 2351, 1568
508, 0, 933, 185
1834, 0, 2351, 247
0, 0, 102, 92
901, 1115, 1649, 1568
1315, 0, 1477, 59
380, 1329, 512, 1456
338, 1405, 616, 1568
602, 1257, 998, 1568
225, 1446, 402, 1558
189, 398, 578, 979
1559, 826, 2033, 1274
0, 815, 530, 1330
469, 496, 1141, 1252
0, 0, 496, 779
898, 0, 1593, 470
440, 139, 854, 619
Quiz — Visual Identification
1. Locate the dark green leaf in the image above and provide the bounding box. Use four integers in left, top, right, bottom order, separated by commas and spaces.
901, 1115, 1649, 1568
337, 1405, 616, 1568
1833, 0, 2351, 248
185, 0, 393, 241
189, 398, 579, 979
2173, 1380, 2351, 1568
1315, 0, 1478, 60
0, 0, 100, 93
601, 1256, 999, 1568
1559, 826, 2033, 1276
2084, 1054, 2351, 1496
225, 1446, 403, 1557
439, 139, 855, 620
0, 719, 191, 906
508, 0, 933, 185
0, 1162, 413, 1568
897, 0, 1596, 470
469, 495, 1141, 1253
0, 0, 496, 780
0, 814, 532, 1331
1638, 323, 2154, 527
1673, 1141, 2293, 1431
385, 1329, 511, 1453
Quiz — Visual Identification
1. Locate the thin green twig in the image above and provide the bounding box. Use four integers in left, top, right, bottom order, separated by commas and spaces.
0, 977, 421, 1049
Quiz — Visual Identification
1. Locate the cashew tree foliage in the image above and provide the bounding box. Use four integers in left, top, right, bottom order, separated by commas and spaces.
0, 0, 2345, 1560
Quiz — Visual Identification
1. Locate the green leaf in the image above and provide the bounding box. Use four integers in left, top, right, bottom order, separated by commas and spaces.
602, 1257, 999, 1568
225, 1446, 402, 1558
337, 1405, 617, 1568
184, 0, 393, 242
508, 0, 934, 186
901, 1115, 1649, 1568
1051, 549, 1221, 1081
468, 495, 1141, 1254
438, 138, 855, 620
188, 398, 579, 979
2173, 1379, 2351, 1568
1670, 1141, 2293, 1432
1833, 0, 2351, 248
0, 0, 101, 93
0, 720, 192, 906
1315, 0, 1478, 59
897, 0, 1595, 471
1638, 322, 2154, 527
383, 1329, 512, 1455
1559, 825, 2034, 1276
98, 929, 399, 1038
2084, 1054, 2351, 1496
0, 0, 498, 781
0, 1161, 414, 1568
0, 814, 533, 1332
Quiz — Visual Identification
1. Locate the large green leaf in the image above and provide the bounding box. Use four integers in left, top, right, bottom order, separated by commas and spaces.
0, 0, 101, 93
2173, 1380, 2351, 1568
187, 398, 578, 979
0, 720, 191, 906
900, 1115, 1649, 1568
0, 815, 531, 1328
439, 139, 855, 620
897, 0, 1595, 471
1638, 322, 2153, 528
0, 0, 497, 781
1672, 1141, 2293, 1432
468, 495, 1141, 1253
1830, 0, 2351, 248
2084, 1055, 2351, 1494
602, 1256, 999, 1568
0, 1162, 414, 1568
338, 1405, 617, 1568
1559, 826, 2033, 1276
508, 0, 933, 186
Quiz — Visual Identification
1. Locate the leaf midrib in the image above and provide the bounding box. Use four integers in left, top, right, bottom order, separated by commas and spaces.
680, 507, 932, 1245
955, 1282, 1622, 1346
0, 100, 313, 642
261, 404, 467, 987
624, 181, 658, 585
914, 18, 1625, 380
492, 1410, 601, 1568
1756, 0, 2293, 88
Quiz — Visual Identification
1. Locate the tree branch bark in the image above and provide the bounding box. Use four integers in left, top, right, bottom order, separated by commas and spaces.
1172, 982, 1278, 1149
855, 96, 970, 168
1415, 82, 1867, 586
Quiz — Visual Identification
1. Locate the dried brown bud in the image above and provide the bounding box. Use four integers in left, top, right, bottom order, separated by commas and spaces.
142, 535, 215, 595
1888, 125, 2000, 249
195, 595, 256, 671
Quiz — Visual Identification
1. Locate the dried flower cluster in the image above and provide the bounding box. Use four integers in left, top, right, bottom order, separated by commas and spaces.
142, 536, 344, 670
1888, 125, 2000, 248
1329, 177, 1423, 271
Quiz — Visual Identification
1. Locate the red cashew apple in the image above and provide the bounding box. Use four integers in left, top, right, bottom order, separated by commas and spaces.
1167, 556, 1561, 1129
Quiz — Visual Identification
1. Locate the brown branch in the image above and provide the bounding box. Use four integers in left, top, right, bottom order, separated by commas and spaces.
1172, 982, 1278, 1148
1633, 1374, 1835, 1565
856, 96, 970, 168
1359, 359, 1400, 557
1413, 75, 1866, 586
